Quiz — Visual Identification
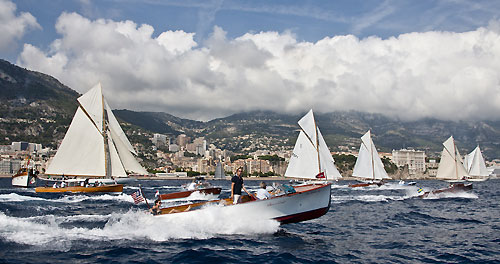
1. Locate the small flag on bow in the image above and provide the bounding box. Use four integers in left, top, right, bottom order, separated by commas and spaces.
131, 190, 145, 204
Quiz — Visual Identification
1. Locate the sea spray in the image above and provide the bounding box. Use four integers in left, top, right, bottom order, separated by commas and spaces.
104, 205, 280, 241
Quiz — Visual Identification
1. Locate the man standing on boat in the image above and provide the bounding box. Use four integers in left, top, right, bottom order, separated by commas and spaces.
231, 167, 250, 204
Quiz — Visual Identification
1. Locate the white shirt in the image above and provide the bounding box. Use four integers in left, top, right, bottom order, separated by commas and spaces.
256, 188, 271, 200
187, 182, 197, 190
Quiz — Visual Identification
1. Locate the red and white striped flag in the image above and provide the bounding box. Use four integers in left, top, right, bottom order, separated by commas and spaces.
131, 190, 145, 204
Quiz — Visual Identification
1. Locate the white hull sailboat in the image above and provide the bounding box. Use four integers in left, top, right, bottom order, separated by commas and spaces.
349, 130, 390, 187
37, 83, 147, 193
463, 145, 489, 182
156, 110, 337, 224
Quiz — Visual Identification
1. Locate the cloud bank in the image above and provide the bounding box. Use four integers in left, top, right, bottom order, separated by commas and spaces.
0, 0, 40, 52
17, 12, 500, 121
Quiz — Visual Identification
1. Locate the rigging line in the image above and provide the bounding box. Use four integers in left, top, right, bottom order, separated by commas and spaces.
77, 101, 105, 137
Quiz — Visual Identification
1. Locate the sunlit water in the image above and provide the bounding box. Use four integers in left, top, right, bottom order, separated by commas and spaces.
0, 178, 498, 263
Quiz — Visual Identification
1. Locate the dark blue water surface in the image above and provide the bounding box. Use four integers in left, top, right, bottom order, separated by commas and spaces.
0, 178, 498, 264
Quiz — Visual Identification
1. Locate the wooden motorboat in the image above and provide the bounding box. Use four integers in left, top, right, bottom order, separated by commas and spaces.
159, 187, 222, 200
156, 183, 331, 225
12, 167, 37, 188
418, 183, 473, 198
348, 181, 383, 188
35, 184, 123, 193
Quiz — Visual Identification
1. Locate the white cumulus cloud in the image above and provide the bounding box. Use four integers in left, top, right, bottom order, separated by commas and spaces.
17, 12, 500, 122
0, 0, 40, 52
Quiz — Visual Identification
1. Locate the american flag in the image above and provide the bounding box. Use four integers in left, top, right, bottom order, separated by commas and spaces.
131, 190, 145, 204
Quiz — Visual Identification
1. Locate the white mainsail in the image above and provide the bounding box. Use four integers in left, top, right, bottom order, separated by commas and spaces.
465, 146, 488, 177
45, 83, 147, 177
352, 130, 390, 181
285, 109, 342, 180
436, 136, 469, 181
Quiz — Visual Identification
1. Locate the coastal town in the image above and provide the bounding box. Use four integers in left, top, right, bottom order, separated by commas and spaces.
2, 131, 500, 179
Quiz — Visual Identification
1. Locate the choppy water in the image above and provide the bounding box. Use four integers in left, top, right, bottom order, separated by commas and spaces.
0, 178, 498, 263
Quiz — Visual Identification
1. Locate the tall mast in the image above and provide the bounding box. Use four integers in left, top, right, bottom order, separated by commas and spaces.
453, 138, 458, 180
315, 120, 321, 176
102, 92, 111, 178
369, 131, 375, 180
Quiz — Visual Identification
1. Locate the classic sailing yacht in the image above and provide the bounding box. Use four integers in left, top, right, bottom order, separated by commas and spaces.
418, 136, 472, 197
463, 145, 489, 182
36, 83, 147, 193
436, 136, 469, 182
155, 110, 334, 224
285, 109, 342, 181
349, 130, 390, 187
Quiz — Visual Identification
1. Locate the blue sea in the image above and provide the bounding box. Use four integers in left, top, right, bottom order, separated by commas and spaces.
0, 178, 498, 264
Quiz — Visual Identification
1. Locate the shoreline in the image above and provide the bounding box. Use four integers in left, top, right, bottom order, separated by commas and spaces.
0, 174, 442, 181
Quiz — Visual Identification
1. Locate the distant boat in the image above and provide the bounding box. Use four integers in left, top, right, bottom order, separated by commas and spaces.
11, 157, 38, 188
349, 130, 390, 187
284, 110, 342, 181
155, 109, 333, 224
420, 136, 473, 197
436, 136, 470, 182
463, 146, 489, 182
36, 83, 147, 193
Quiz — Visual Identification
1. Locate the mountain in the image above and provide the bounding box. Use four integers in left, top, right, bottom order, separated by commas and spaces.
0, 59, 79, 148
1, 58, 499, 159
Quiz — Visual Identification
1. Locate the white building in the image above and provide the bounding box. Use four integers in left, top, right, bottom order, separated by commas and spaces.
152, 133, 169, 148
392, 149, 426, 175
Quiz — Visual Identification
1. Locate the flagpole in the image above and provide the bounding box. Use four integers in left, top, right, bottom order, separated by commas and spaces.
139, 184, 150, 209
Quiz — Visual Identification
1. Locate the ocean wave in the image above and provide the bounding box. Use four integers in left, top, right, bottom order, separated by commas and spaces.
331, 194, 408, 203
0, 204, 280, 248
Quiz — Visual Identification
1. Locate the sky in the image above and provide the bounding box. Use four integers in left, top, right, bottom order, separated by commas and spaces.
1, 0, 500, 121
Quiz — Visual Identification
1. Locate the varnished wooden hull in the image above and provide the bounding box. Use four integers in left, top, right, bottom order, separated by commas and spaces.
156, 183, 332, 225
348, 182, 383, 188
35, 184, 123, 193
418, 183, 473, 198
159, 187, 222, 200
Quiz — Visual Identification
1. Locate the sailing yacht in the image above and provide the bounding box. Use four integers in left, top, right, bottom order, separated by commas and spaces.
284, 109, 342, 181
36, 83, 147, 193
349, 130, 390, 187
463, 146, 489, 182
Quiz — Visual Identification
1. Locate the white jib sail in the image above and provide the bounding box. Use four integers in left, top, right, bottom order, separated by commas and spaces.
45, 107, 106, 176
109, 127, 148, 174
318, 129, 342, 180
105, 100, 137, 155
436, 136, 469, 180
107, 130, 127, 177
467, 146, 488, 177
